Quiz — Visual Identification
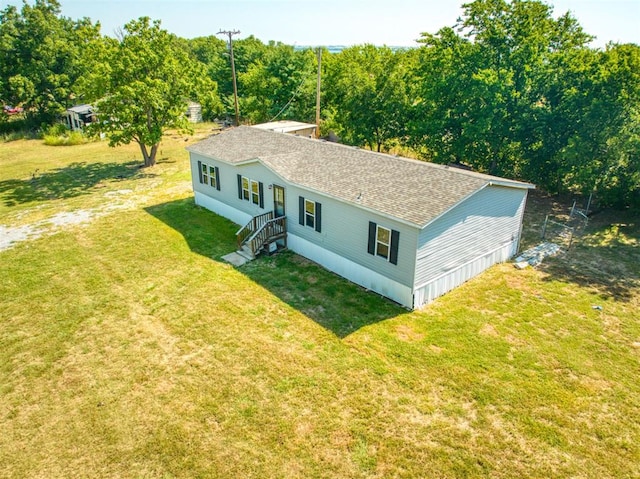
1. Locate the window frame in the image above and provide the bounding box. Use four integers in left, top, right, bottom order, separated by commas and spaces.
251, 180, 260, 205
201, 162, 209, 185
367, 221, 399, 265
304, 199, 316, 229
375, 224, 391, 260
298, 196, 322, 233
242, 176, 250, 201
208, 165, 216, 188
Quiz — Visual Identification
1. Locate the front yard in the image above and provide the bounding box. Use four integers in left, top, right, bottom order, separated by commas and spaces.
1, 128, 638, 478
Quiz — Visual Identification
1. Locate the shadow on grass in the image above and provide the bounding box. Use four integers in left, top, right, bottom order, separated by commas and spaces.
538, 213, 639, 301
145, 198, 405, 337
0, 160, 153, 206
145, 198, 238, 259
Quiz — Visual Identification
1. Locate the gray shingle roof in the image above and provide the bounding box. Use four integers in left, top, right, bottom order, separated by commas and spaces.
187, 126, 534, 227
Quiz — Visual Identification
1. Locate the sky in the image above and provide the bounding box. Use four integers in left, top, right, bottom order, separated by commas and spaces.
3, 0, 639, 48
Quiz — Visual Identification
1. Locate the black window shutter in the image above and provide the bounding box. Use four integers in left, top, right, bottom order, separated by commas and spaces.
299, 196, 305, 225
237, 174, 242, 199
389, 230, 400, 265
197, 160, 203, 183
258, 182, 264, 208
315, 202, 322, 232
367, 222, 376, 255
215, 167, 220, 191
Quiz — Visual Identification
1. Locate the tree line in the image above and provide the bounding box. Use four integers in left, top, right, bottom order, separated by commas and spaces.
1, 0, 638, 208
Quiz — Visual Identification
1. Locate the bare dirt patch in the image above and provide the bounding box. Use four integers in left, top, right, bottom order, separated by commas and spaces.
0, 189, 148, 252
479, 323, 500, 338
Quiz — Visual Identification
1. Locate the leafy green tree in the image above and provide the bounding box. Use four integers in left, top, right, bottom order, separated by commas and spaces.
240, 43, 316, 124
182, 35, 227, 121
411, 0, 590, 176
408, 28, 479, 164
324, 45, 410, 152
550, 44, 640, 208
0, 0, 101, 126
81, 17, 216, 167
212, 35, 268, 122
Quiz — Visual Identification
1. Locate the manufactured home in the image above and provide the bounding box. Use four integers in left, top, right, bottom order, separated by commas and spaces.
187, 126, 534, 309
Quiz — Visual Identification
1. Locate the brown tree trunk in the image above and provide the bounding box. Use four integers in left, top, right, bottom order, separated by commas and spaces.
148, 143, 159, 166
138, 142, 159, 167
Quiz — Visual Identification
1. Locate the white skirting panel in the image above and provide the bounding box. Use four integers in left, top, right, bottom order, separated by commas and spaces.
194, 191, 251, 227
413, 240, 516, 309
287, 234, 414, 308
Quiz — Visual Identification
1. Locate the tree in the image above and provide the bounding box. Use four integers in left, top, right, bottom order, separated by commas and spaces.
407, 27, 480, 164
182, 35, 227, 121
410, 0, 591, 176
81, 17, 214, 167
240, 43, 316, 124
324, 45, 411, 152
549, 44, 640, 208
0, 0, 101, 126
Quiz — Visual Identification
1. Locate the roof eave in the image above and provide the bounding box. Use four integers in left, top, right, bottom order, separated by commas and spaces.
186, 147, 260, 166
488, 179, 536, 190
284, 179, 423, 229
419, 180, 534, 229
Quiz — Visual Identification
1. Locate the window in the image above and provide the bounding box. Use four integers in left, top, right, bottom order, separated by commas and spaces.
305, 199, 315, 228
208, 165, 217, 188
242, 176, 250, 200
298, 196, 322, 232
201, 163, 208, 185
237, 174, 264, 208
367, 221, 399, 265
251, 180, 260, 205
197, 161, 220, 191
376, 225, 391, 260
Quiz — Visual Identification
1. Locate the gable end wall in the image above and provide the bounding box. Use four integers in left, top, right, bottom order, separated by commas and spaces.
413, 185, 527, 306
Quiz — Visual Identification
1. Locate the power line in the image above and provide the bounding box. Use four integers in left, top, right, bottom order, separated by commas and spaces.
268, 72, 312, 123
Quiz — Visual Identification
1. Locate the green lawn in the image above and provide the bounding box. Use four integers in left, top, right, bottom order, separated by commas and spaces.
1, 129, 638, 478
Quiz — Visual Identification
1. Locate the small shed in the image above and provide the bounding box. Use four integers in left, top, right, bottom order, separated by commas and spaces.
252, 120, 316, 138
64, 104, 95, 131
186, 102, 203, 123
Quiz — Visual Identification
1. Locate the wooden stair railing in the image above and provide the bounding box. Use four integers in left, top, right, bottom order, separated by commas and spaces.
236, 211, 273, 249
246, 217, 287, 256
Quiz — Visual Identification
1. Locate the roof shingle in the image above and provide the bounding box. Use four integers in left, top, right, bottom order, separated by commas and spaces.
187, 126, 533, 227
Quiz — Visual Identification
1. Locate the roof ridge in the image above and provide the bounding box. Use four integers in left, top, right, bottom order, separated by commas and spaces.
241, 125, 531, 187
189, 126, 533, 227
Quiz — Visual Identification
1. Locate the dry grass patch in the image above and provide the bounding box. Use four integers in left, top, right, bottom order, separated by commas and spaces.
1, 134, 639, 478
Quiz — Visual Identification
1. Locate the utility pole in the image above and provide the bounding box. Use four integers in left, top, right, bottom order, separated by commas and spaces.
315, 48, 322, 138
217, 29, 241, 126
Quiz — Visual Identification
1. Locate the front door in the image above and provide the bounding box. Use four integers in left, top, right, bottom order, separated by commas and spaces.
273, 185, 285, 218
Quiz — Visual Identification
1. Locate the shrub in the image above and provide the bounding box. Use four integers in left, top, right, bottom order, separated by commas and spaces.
45, 123, 69, 137
43, 130, 88, 146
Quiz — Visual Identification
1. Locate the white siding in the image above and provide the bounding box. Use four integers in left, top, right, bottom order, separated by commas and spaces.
288, 233, 414, 308
284, 184, 417, 288
194, 191, 251, 227
413, 185, 527, 308
190, 152, 418, 289
190, 153, 281, 226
